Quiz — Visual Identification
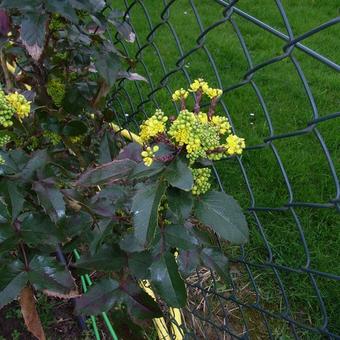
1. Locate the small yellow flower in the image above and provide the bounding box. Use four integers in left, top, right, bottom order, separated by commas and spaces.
141, 144, 160, 167
143, 157, 153, 167
205, 87, 223, 99
172, 88, 189, 101
189, 78, 209, 93
70, 135, 83, 144
139, 109, 168, 142
225, 134, 245, 155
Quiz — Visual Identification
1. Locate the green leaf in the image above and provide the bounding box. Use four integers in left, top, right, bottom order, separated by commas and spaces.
164, 225, 198, 250
130, 161, 165, 180
76, 246, 126, 272
19, 149, 48, 181
89, 219, 112, 254
21, 214, 62, 246
98, 131, 119, 164
128, 251, 152, 279
8, 183, 24, 221
149, 252, 187, 307
0, 149, 29, 176
0, 182, 25, 222
44, 0, 78, 23
108, 12, 135, 43
120, 280, 162, 319
117, 142, 142, 162
89, 185, 128, 218
94, 52, 121, 86
164, 158, 193, 191
177, 249, 200, 278
76, 159, 136, 186
70, 0, 105, 12
75, 278, 119, 315
20, 13, 47, 60
1, 0, 42, 10
63, 120, 88, 137
28, 256, 76, 295
59, 211, 93, 240
0, 222, 13, 241
33, 179, 65, 223
167, 188, 193, 223
119, 232, 145, 253
200, 248, 229, 282
0, 199, 10, 223
0, 261, 28, 308
194, 191, 248, 244
132, 181, 167, 248
0, 237, 18, 254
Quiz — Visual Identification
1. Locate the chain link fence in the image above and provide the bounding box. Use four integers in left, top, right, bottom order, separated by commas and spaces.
109, 1, 340, 338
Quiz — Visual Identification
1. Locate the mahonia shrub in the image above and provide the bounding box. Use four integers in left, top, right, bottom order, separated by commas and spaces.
73, 80, 248, 318
0, 1, 249, 337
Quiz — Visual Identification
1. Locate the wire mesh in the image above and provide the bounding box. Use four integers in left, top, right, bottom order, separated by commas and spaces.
108, 1, 340, 339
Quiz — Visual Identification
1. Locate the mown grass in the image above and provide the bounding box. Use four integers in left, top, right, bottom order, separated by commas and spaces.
112, 1, 339, 338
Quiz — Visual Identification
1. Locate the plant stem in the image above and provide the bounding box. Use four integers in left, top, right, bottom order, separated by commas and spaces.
13, 219, 29, 270
208, 97, 218, 120
0, 48, 13, 91
193, 90, 203, 113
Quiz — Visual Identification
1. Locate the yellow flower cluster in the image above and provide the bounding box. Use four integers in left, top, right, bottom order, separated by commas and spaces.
211, 115, 231, 134
188, 78, 222, 99
225, 135, 246, 155
47, 77, 66, 107
137, 80, 246, 190
168, 110, 196, 146
70, 135, 83, 144
43, 130, 62, 145
168, 109, 235, 162
6, 92, 31, 121
172, 88, 189, 101
205, 87, 223, 99
189, 78, 209, 93
139, 109, 168, 142
141, 145, 159, 167
0, 134, 11, 147
0, 90, 15, 127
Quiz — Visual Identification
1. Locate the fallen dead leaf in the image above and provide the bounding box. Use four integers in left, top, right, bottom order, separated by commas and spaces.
20, 286, 46, 340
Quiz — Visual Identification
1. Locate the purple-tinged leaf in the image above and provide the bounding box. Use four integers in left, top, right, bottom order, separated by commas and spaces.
0, 10, 10, 36
20, 14, 48, 61
32, 178, 66, 222
76, 159, 136, 187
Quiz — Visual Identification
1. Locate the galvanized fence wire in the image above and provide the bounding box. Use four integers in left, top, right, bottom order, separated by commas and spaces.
108, 1, 340, 339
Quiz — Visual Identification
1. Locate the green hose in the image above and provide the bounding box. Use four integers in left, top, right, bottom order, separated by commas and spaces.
74, 250, 119, 340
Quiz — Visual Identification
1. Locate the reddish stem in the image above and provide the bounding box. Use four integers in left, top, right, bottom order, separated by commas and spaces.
193, 90, 203, 113
180, 97, 186, 110
206, 146, 226, 155
208, 97, 218, 120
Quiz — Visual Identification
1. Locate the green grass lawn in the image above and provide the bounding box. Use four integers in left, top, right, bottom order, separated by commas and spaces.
111, 1, 339, 338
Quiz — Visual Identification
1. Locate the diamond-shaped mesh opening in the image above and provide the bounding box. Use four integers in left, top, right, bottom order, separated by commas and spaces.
109, 1, 339, 338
